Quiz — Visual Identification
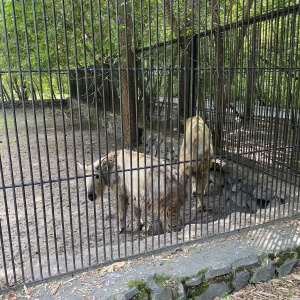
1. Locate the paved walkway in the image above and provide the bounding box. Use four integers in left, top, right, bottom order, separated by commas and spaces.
1, 217, 299, 300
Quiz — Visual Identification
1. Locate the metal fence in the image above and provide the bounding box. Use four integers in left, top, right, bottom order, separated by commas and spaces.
0, 0, 300, 290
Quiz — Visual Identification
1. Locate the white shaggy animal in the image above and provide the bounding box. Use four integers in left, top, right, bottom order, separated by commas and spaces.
179, 115, 214, 208
78, 149, 185, 233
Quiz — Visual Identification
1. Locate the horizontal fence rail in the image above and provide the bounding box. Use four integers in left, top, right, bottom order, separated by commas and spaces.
0, 0, 300, 291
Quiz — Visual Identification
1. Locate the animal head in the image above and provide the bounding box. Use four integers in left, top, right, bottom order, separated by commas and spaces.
77, 157, 108, 201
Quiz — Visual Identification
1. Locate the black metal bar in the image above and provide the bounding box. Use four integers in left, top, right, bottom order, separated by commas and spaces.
69, 0, 84, 269
136, 3, 300, 53
58, 0, 76, 271
0, 0, 300, 291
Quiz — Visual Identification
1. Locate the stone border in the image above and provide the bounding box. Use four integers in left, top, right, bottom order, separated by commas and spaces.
109, 247, 300, 300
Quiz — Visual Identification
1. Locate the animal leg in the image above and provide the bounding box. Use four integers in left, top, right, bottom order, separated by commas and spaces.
133, 205, 144, 231
197, 161, 210, 210
118, 195, 128, 234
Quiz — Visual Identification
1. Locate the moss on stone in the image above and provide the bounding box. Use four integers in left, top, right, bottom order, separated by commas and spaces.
196, 269, 207, 277
295, 246, 300, 258
221, 291, 230, 298
153, 274, 183, 299
186, 280, 209, 299
181, 275, 191, 283
273, 252, 296, 268
268, 253, 276, 260
153, 274, 172, 289
127, 279, 148, 300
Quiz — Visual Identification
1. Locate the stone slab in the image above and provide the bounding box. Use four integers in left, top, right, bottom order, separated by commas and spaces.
1, 219, 299, 300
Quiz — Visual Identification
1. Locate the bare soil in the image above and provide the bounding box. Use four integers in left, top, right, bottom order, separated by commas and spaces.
0, 105, 227, 287
0, 105, 298, 289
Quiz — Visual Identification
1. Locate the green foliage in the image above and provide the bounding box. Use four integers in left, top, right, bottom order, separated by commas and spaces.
0, 0, 298, 107
268, 253, 276, 260
127, 279, 148, 300
221, 291, 229, 298
187, 280, 209, 299
296, 246, 300, 258
153, 274, 172, 289
273, 252, 297, 268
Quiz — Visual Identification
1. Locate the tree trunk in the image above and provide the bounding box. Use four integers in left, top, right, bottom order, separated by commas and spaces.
165, 0, 190, 121
212, 0, 255, 152
118, 3, 136, 148
211, 0, 225, 153
178, 40, 193, 119
224, 0, 255, 105
244, 26, 257, 124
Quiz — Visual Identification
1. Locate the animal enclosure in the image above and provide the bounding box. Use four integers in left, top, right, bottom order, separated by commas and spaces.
0, 0, 300, 291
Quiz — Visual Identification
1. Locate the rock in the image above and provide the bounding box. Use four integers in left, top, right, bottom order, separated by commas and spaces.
267, 196, 284, 209
233, 271, 250, 292
247, 197, 258, 212
125, 287, 140, 299
159, 140, 166, 151
233, 254, 259, 270
253, 183, 274, 201
205, 261, 231, 279
276, 259, 299, 277
152, 287, 172, 300
152, 146, 157, 157
231, 182, 242, 192
223, 187, 232, 200
185, 274, 205, 287
226, 174, 235, 184
176, 280, 186, 300
105, 294, 126, 300
210, 171, 225, 186
195, 283, 232, 300
231, 191, 248, 208
251, 263, 276, 283
241, 183, 254, 194
275, 187, 288, 201
145, 274, 172, 300
166, 151, 172, 161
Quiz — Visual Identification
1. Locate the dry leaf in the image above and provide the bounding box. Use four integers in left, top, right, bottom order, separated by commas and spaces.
113, 261, 126, 271
98, 262, 126, 275
270, 278, 281, 284
23, 285, 30, 295
8, 290, 17, 299
51, 282, 61, 295
291, 273, 300, 281
171, 247, 183, 255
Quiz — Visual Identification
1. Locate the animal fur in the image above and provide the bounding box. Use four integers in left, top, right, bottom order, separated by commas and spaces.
78, 149, 185, 233
179, 115, 214, 207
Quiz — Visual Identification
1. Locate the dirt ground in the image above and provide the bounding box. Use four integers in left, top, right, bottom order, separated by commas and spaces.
0, 105, 225, 287
0, 104, 298, 289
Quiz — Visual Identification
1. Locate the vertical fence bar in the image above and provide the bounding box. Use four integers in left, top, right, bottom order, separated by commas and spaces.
0, 218, 8, 288
0, 149, 15, 288
0, 1, 26, 283
87, 0, 99, 265
95, 0, 108, 264
56, 0, 76, 272
0, 0, 300, 291
69, 0, 84, 269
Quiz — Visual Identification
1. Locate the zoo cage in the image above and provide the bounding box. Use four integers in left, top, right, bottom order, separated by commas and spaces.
0, 0, 300, 290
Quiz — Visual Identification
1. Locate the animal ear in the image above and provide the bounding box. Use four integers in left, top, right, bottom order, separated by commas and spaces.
93, 160, 101, 171
77, 162, 85, 171
100, 156, 107, 169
